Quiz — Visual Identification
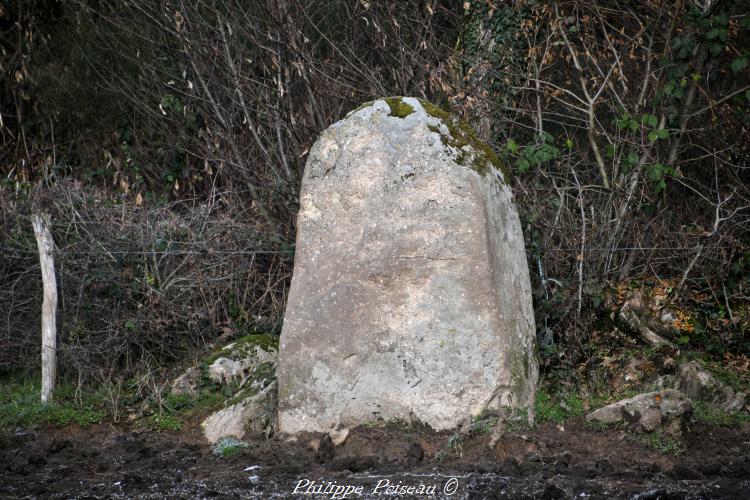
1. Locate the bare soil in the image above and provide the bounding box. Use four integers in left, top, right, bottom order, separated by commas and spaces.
1, 419, 749, 499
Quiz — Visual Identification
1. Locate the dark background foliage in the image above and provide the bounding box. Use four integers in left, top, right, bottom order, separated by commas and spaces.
1, 0, 748, 383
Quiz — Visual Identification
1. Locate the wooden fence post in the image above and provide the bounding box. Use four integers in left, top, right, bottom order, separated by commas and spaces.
32, 213, 57, 403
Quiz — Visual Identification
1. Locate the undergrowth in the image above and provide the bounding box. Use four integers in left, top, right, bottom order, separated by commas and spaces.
0, 374, 229, 432
692, 401, 750, 427
628, 430, 686, 455
0, 377, 106, 429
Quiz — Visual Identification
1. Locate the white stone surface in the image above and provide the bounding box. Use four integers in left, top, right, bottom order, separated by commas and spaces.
277, 97, 538, 434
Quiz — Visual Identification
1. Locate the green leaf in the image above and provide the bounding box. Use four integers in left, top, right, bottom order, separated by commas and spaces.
731, 57, 748, 73
642, 114, 658, 127
709, 43, 723, 57
648, 131, 658, 142
705, 28, 719, 40
718, 29, 728, 42
656, 128, 669, 139
506, 139, 518, 154
516, 158, 530, 173
565, 138, 573, 150
606, 144, 616, 158
626, 152, 639, 166
691, 73, 702, 81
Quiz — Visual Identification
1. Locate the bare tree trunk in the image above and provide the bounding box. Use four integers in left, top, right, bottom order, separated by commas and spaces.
32, 213, 57, 403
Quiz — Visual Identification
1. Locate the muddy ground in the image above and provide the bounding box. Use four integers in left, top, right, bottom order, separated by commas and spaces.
1, 419, 750, 499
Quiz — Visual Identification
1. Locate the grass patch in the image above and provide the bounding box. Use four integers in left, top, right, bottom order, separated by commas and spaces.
583, 419, 628, 432
138, 387, 229, 432
629, 430, 685, 455
693, 400, 750, 427
212, 436, 249, 457
434, 410, 503, 462
535, 387, 585, 424
148, 413, 183, 432
0, 377, 106, 429
468, 409, 499, 434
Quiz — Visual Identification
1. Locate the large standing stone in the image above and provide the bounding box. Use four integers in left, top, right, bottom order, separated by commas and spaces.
277, 97, 538, 434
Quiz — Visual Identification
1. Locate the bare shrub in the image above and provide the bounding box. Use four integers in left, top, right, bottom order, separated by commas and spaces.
0, 181, 290, 380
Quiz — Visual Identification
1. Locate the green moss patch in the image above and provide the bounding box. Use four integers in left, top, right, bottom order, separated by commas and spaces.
419, 99, 510, 181
384, 96, 415, 118
203, 333, 278, 366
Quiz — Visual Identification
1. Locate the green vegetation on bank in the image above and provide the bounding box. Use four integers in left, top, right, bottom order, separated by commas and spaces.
0, 375, 229, 432
0, 378, 106, 429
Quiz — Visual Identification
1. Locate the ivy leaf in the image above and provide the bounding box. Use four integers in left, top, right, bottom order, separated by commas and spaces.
657, 129, 669, 139
516, 158, 530, 173
709, 43, 723, 57
648, 131, 658, 142
731, 57, 748, 73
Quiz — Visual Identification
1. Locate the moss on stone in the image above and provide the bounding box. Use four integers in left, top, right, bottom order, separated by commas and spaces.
203, 333, 278, 366
384, 96, 415, 118
223, 361, 276, 407
508, 348, 533, 407
418, 99, 511, 182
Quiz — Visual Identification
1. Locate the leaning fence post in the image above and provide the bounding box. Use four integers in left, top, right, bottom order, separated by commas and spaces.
32, 213, 57, 403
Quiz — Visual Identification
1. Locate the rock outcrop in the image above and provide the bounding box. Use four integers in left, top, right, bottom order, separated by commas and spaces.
277, 97, 538, 435
673, 361, 746, 413
167, 334, 279, 444
201, 378, 277, 444
585, 389, 692, 434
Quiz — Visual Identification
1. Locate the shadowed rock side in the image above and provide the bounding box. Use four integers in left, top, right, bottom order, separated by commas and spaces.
277, 97, 538, 435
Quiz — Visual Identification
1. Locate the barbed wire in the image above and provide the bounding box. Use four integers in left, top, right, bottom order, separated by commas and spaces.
0, 246, 294, 256
0, 245, 725, 256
